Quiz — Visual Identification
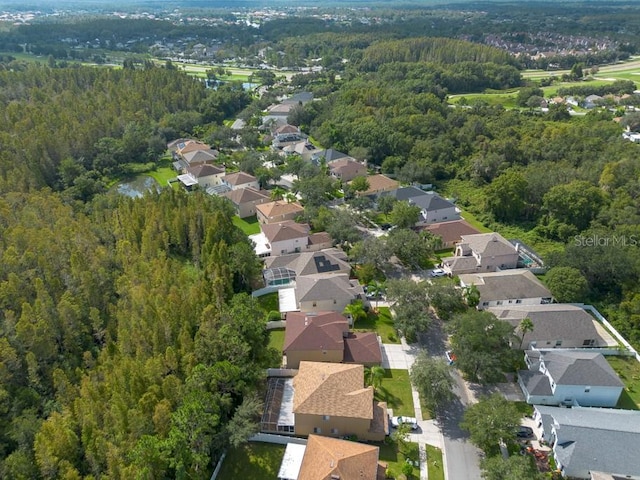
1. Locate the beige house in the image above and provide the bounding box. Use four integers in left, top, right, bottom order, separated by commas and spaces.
488, 304, 618, 350
328, 158, 367, 182
293, 362, 388, 441
177, 164, 225, 190
221, 171, 259, 191
220, 187, 270, 218
283, 311, 382, 369
287, 435, 385, 480
354, 174, 399, 197
442, 232, 519, 276
423, 219, 481, 249
263, 249, 351, 287
294, 274, 364, 313
459, 269, 553, 309
251, 221, 333, 258
170, 139, 219, 171
256, 201, 305, 224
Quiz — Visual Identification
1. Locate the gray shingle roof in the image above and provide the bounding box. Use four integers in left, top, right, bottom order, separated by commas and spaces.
459, 269, 552, 303
382, 187, 456, 211
460, 232, 517, 257
295, 274, 358, 303
540, 351, 623, 387
536, 406, 640, 478
264, 249, 350, 277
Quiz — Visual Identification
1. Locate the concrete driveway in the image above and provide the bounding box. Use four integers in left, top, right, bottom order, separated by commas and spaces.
381, 341, 418, 370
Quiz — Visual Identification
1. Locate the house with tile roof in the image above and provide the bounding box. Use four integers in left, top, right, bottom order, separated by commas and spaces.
518, 350, 623, 407
177, 163, 225, 190
354, 174, 399, 197
170, 139, 219, 171
328, 158, 367, 182
487, 304, 618, 350
293, 362, 388, 441
256, 200, 305, 224
220, 187, 270, 218
221, 171, 259, 191
250, 221, 333, 258
533, 406, 640, 479
459, 269, 553, 310
278, 434, 385, 480
442, 232, 519, 275
263, 249, 351, 287
283, 311, 381, 368
423, 219, 481, 248
380, 186, 460, 225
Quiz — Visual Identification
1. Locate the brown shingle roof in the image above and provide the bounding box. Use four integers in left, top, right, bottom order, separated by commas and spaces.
261, 221, 310, 243
343, 332, 382, 365
308, 231, 332, 246
423, 219, 481, 245
186, 163, 224, 178
356, 174, 399, 196
256, 200, 304, 219
329, 158, 365, 174
297, 435, 380, 480
178, 140, 211, 154
223, 171, 257, 186
284, 312, 348, 353
293, 362, 373, 419
220, 187, 269, 205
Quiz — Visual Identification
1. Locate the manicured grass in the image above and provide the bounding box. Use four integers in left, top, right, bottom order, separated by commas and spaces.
217, 442, 285, 480
376, 369, 415, 417
268, 328, 285, 352
449, 92, 519, 109
607, 356, 640, 410
355, 307, 399, 344
257, 292, 279, 313
377, 439, 420, 479
426, 444, 445, 480
233, 215, 261, 235
146, 166, 177, 186
459, 209, 491, 233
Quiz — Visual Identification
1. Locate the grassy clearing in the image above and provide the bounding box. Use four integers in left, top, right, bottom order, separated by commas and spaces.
426, 444, 445, 480
459, 209, 492, 234
607, 356, 640, 409
233, 215, 261, 235
377, 439, 420, 479
355, 306, 399, 344
449, 92, 519, 109
257, 292, 279, 313
376, 369, 415, 417
268, 328, 285, 352
217, 442, 285, 480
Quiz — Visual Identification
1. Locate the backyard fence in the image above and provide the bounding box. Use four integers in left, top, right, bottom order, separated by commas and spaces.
578, 304, 640, 363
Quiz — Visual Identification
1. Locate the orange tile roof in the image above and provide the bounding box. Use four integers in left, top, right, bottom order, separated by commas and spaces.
297, 435, 380, 480
293, 362, 373, 419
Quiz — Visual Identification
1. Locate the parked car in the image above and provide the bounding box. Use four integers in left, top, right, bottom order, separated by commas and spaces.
516, 426, 534, 438
430, 268, 446, 277
445, 350, 457, 365
390, 416, 418, 430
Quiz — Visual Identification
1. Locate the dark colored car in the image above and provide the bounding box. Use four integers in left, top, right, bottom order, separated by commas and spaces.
516, 426, 534, 438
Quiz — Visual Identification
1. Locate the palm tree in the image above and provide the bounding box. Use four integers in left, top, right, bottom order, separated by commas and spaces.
518, 317, 534, 349
367, 279, 386, 311
270, 186, 285, 201
343, 300, 367, 327
366, 365, 385, 393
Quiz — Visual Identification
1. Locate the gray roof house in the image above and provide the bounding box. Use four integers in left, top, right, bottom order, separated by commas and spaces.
518, 350, 623, 407
379, 186, 460, 225
263, 249, 351, 287
276, 274, 364, 314
488, 304, 618, 350
459, 269, 553, 310
442, 232, 519, 276
533, 406, 640, 479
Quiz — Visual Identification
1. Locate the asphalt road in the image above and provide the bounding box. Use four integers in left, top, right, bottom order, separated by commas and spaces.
419, 321, 484, 480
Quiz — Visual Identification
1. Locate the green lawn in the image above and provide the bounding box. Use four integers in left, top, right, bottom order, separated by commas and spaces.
268, 328, 285, 352
459, 209, 492, 233
377, 439, 420, 479
376, 369, 415, 417
233, 215, 261, 235
355, 306, 399, 344
257, 292, 279, 313
217, 442, 285, 480
426, 444, 445, 480
607, 356, 640, 410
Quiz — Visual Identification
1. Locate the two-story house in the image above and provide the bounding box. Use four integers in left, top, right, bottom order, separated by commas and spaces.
250, 221, 333, 258
379, 186, 460, 225
459, 269, 553, 310
293, 274, 364, 314
518, 350, 623, 407
328, 158, 367, 183
442, 232, 519, 276
292, 362, 388, 441
177, 164, 225, 190
221, 171, 259, 191
262, 249, 351, 287
256, 201, 305, 225
220, 187, 270, 218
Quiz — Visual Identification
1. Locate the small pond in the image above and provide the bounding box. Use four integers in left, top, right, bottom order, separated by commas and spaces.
115, 176, 160, 198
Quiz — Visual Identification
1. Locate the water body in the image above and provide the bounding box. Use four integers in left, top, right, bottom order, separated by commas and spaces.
115, 176, 160, 198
